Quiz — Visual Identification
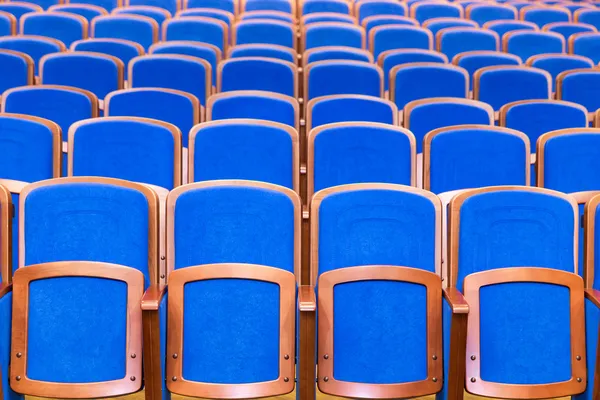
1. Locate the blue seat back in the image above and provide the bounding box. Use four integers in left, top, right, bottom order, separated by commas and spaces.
70, 0, 119, 11
405, 98, 494, 153
528, 54, 594, 91
411, 2, 463, 24
218, 57, 296, 97
178, 8, 234, 27
576, 9, 600, 30
302, 0, 350, 15
92, 15, 158, 51
390, 63, 468, 109
0, 49, 33, 94
467, 3, 518, 26
475, 66, 551, 111
307, 95, 397, 130
585, 195, 600, 290
70, 117, 181, 190
304, 46, 373, 65
454, 51, 521, 90
356, 0, 407, 23
370, 25, 432, 60
185, 0, 235, 14
363, 15, 418, 35
521, 5, 571, 28
40, 52, 123, 100
234, 19, 295, 48
123, 0, 176, 18
379, 49, 447, 91
309, 122, 415, 196
164, 16, 227, 52
484, 19, 538, 37
304, 22, 365, 50
569, 32, 600, 64
244, 0, 293, 13
113, 6, 172, 26
306, 60, 382, 100
21, 12, 87, 47
423, 17, 478, 47
544, 22, 596, 41
437, 27, 499, 60
105, 88, 199, 148
0, 36, 64, 75
557, 69, 600, 113
71, 38, 143, 80
48, 4, 107, 33
303, 12, 356, 25
150, 41, 220, 85
0, 3, 42, 32
228, 44, 296, 62
130, 54, 211, 106
0, 10, 15, 36
240, 11, 295, 23
504, 31, 565, 62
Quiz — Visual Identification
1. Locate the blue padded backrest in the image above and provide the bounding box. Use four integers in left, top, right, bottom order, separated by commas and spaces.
71, 39, 141, 81
547, 23, 595, 41
164, 18, 225, 52
305, 23, 363, 50
173, 184, 295, 272
151, 42, 219, 84
130, 55, 210, 106
234, 20, 294, 48
412, 3, 462, 24
40, 54, 120, 100
380, 50, 447, 91
476, 67, 550, 111
22, 13, 85, 47
229, 44, 295, 62
219, 58, 295, 97
0, 4, 41, 31
186, 0, 235, 13
310, 96, 394, 129
114, 7, 170, 26
425, 19, 477, 47
364, 16, 418, 35
3, 87, 94, 135
10, 0, 57, 9
577, 10, 600, 30
468, 5, 517, 26
210, 93, 296, 128
305, 47, 371, 64
371, 26, 431, 60
523, 7, 570, 28
49, 6, 105, 31
23, 182, 151, 285
485, 20, 537, 37
312, 124, 413, 192
93, 16, 156, 51
243, 0, 292, 13
559, 71, 600, 113
302, 0, 350, 15
530, 55, 593, 91
0, 50, 31, 94
505, 31, 565, 62
593, 204, 600, 290
240, 12, 294, 23
357, 1, 406, 23
0, 12, 13, 36
307, 61, 381, 100
303, 13, 355, 25
503, 101, 587, 150
71, 119, 177, 190
106, 89, 196, 147
0, 37, 62, 75
69, 0, 118, 11
571, 33, 600, 64
391, 64, 468, 109
126, 0, 177, 17
456, 52, 521, 90
179, 9, 232, 27
427, 127, 528, 194
407, 101, 492, 153
541, 132, 600, 193
191, 122, 294, 188
438, 29, 499, 61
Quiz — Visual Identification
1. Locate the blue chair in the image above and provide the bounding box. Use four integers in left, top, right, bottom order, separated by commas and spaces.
378, 49, 447, 93
71, 38, 143, 81
362, 15, 418, 35
303, 46, 373, 68
564, 3, 595, 15
423, 125, 529, 194
390, 63, 469, 110
569, 32, 600, 64
302, 0, 350, 15
436, 27, 499, 60
218, 57, 297, 97
48, 4, 107, 35
39, 52, 123, 104
474, 66, 551, 112
302, 12, 356, 25
306, 94, 397, 131
310, 184, 444, 400
304, 60, 383, 101
527, 54, 594, 92
521, 5, 571, 28
242, 0, 295, 14
576, 8, 600, 31
227, 43, 296, 62
130, 54, 211, 106
0, 35, 64, 75
0, 10, 16, 36
105, 88, 199, 148
113, 5, 172, 26
234, 19, 295, 50
21, 12, 87, 47
503, 30, 565, 61
92, 14, 158, 51
543, 22, 596, 41
423, 17, 478, 47
240, 10, 296, 23
163, 16, 228, 52
0, 49, 34, 96
188, 119, 298, 189
410, 1, 463, 24
466, 3, 517, 26
308, 122, 415, 197
149, 41, 221, 87
453, 50, 521, 90
207, 90, 299, 130
71, 0, 121, 11
0, 2, 42, 32
185, 0, 236, 14
369, 25, 433, 60
356, 0, 407, 24
124, 0, 178, 17
404, 97, 494, 154
483, 19, 538, 37
177, 7, 234, 28
303, 22, 365, 50
557, 69, 600, 122
69, 117, 182, 190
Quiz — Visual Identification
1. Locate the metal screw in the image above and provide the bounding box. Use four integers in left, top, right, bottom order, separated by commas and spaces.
577, 355, 582, 361
130, 376, 136, 381
16, 352, 21, 358
323, 354, 329, 360
470, 378, 476, 383
15, 376, 21, 381
578, 377, 583, 383
161, 274, 165, 279
323, 377, 329, 382
172, 353, 178, 359
284, 354, 289, 360
161, 256, 166, 261
471, 355, 476, 361
284, 377, 289, 382
172, 377, 177, 382
432, 355, 437, 360
432, 377, 438, 382
131, 353, 136, 359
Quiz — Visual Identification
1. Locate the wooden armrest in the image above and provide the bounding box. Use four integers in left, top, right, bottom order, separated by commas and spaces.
0, 282, 11, 298
141, 284, 167, 311
299, 285, 316, 312
585, 288, 600, 308
443, 287, 469, 314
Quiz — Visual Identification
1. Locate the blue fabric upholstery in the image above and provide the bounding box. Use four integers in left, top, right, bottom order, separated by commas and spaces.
0, 13, 12, 36
574, 299, 600, 400
302, 0, 350, 15
559, 71, 600, 113
41, 53, 120, 100
186, 0, 235, 13
571, 33, 600, 64
72, 39, 141, 80
427, 127, 528, 194
0, 51, 31, 94
49, 5, 105, 32
106, 89, 196, 147
381, 50, 446, 91
243, 0, 292, 13
210, 93, 296, 128
476, 67, 550, 111
0, 37, 62, 75
438, 29, 499, 61
10, 0, 57, 9
220, 58, 295, 96
305, 47, 371, 64
240, 12, 294, 23
11, 193, 18, 275
407, 100, 492, 153
235, 20, 294, 48
131, 55, 210, 106
523, 8, 570, 28
126, 0, 177, 17
391, 64, 467, 109
93, 15, 156, 51
456, 52, 521, 90
412, 3, 462, 24
357, 1, 406, 23
0, 292, 19, 400
505, 31, 565, 62
371, 26, 431, 60
172, 185, 295, 272
424, 19, 477, 47
22, 13, 85, 47
485, 20, 538, 38
578, 202, 584, 278
309, 95, 394, 129
468, 4, 517, 26
593, 206, 600, 290
68, 0, 118, 11
530, 55, 593, 91
547, 23, 596, 41
164, 18, 225, 51
577, 10, 600, 31
113, 7, 170, 26
305, 23, 363, 50
192, 121, 294, 188
303, 13, 355, 25
179, 9, 232, 27
312, 124, 413, 192
307, 61, 381, 100
0, 4, 41, 32
150, 42, 219, 84
229, 44, 295, 62
364, 16, 418, 35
